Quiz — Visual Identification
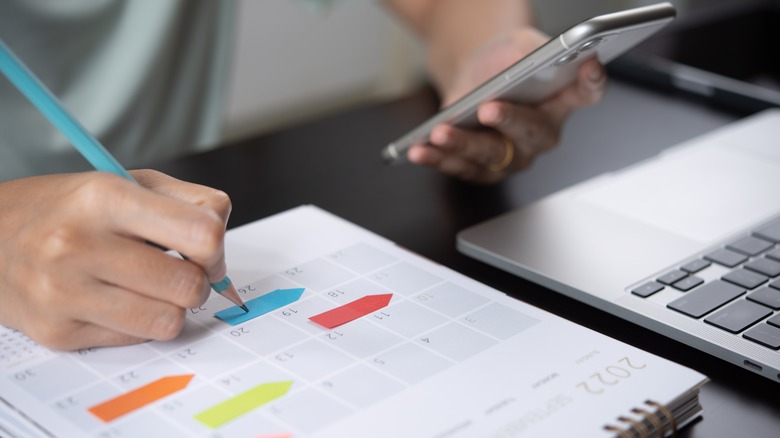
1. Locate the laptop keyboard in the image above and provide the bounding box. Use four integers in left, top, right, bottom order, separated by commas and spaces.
631, 217, 780, 349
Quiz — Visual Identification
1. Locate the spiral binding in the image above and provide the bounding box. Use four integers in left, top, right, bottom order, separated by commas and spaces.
603, 399, 677, 438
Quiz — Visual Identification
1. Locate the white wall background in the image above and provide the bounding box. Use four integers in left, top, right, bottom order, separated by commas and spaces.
223, 0, 424, 142
222, 0, 706, 142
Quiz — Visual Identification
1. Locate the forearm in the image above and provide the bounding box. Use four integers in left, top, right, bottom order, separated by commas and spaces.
383, 0, 605, 184
384, 0, 535, 92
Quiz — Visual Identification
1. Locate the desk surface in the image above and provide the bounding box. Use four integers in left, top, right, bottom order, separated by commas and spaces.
155, 80, 779, 437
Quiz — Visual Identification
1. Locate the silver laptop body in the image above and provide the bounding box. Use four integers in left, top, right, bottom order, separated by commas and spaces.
457, 108, 780, 381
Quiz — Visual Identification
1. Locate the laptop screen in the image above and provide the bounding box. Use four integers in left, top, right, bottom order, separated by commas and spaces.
608, 0, 780, 113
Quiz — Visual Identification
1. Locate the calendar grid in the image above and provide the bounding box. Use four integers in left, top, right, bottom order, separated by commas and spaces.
3, 241, 538, 437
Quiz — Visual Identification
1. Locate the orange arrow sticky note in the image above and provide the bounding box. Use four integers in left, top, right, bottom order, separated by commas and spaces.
88, 374, 194, 422
309, 294, 392, 328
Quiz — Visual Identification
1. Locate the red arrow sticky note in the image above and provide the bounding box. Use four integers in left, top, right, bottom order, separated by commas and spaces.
309, 294, 393, 328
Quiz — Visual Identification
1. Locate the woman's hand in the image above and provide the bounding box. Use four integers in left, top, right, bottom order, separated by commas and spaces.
0, 169, 232, 350
408, 28, 607, 184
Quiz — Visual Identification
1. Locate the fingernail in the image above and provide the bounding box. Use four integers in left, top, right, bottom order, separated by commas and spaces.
588, 65, 605, 87
407, 145, 423, 163
430, 129, 448, 145
483, 106, 504, 125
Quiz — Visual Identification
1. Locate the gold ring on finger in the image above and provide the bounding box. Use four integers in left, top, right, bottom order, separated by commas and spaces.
488, 134, 515, 172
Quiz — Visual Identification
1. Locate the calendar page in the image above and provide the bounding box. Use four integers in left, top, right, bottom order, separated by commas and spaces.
0, 206, 706, 438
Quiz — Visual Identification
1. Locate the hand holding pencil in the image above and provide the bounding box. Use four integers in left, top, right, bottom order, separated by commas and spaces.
0, 40, 247, 350
0, 171, 235, 349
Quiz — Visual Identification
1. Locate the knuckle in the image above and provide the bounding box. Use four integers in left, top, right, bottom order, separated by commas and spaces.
149, 308, 186, 341
26, 275, 62, 308
188, 213, 225, 253
38, 226, 79, 262
76, 172, 123, 210
210, 189, 232, 219
168, 267, 209, 308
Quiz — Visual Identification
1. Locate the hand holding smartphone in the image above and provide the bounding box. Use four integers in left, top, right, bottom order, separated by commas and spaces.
381, 2, 676, 165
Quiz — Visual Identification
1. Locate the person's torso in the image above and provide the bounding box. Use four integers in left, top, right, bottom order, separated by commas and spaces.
0, 0, 236, 180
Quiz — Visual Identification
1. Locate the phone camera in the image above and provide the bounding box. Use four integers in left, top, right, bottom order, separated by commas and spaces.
554, 52, 578, 66
577, 37, 603, 53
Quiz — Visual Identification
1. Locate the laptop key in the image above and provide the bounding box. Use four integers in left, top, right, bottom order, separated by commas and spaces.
657, 270, 687, 285
743, 324, 780, 349
668, 280, 745, 318
768, 313, 780, 328
754, 218, 780, 243
722, 269, 768, 289
672, 276, 704, 292
744, 258, 780, 277
747, 287, 780, 310
726, 235, 774, 256
770, 278, 780, 290
705, 300, 773, 333
632, 281, 664, 298
704, 248, 748, 268
681, 259, 711, 273
768, 249, 780, 262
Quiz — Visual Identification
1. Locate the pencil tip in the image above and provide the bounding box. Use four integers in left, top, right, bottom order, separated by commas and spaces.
213, 276, 248, 311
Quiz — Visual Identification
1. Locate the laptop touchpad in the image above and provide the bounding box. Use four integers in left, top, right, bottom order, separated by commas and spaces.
576, 146, 780, 244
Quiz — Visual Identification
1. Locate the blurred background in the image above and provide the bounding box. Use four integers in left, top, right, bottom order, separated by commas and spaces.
222, 0, 731, 143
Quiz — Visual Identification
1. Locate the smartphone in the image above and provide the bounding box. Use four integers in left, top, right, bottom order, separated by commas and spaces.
381, 2, 676, 164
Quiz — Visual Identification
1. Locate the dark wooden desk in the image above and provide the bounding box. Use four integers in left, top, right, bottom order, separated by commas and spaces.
154, 80, 780, 437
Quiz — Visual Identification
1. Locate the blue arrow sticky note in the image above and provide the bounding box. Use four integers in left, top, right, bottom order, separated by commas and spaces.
214, 288, 305, 326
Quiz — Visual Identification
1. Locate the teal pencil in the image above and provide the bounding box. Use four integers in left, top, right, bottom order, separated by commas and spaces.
0, 40, 248, 313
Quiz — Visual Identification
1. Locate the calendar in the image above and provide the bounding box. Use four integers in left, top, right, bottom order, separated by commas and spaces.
0, 206, 707, 438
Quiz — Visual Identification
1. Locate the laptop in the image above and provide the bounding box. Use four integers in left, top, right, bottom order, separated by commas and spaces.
457, 108, 780, 381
